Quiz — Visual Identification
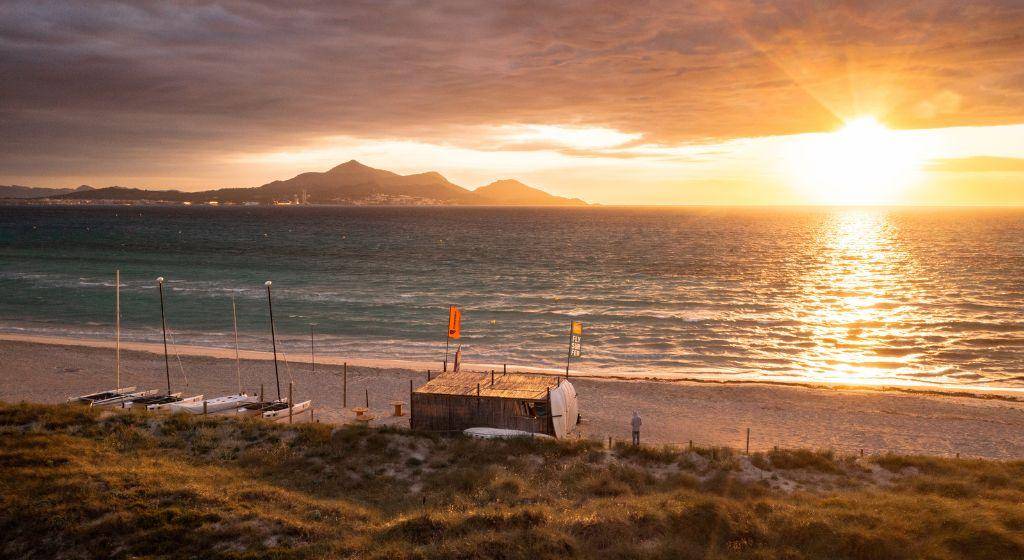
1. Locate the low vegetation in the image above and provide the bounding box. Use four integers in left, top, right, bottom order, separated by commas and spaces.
2, 402, 1023, 559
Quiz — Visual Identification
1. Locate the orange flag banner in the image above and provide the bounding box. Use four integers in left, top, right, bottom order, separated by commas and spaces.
447, 306, 461, 339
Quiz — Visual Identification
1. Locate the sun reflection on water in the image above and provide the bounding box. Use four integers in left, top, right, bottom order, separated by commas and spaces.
796, 209, 922, 385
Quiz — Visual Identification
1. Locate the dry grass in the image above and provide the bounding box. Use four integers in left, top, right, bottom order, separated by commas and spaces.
2, 402, 1023, 559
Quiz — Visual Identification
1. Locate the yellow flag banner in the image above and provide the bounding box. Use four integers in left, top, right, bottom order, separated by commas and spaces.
569, 321, 583, 358
448, 306, 461, 339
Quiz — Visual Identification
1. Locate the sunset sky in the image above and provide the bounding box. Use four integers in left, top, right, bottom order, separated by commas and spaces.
2, 1, 1023, 205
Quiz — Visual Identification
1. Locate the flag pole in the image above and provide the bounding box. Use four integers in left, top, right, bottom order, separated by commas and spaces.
232, 295, 241, 394
115, 269, 120, 391
157, 277, 171, 395
565, 323, 572, 377
265, 280, 281, 400
444, 305, 452, 372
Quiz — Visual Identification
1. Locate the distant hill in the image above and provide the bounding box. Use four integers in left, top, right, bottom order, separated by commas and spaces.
0, 184, 93, 199
474, 179, 586, 206
46, 161, 586, 206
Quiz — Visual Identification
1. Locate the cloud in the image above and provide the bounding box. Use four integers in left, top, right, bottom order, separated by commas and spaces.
928, 156, 1024, 173
1, 0, 1023, 187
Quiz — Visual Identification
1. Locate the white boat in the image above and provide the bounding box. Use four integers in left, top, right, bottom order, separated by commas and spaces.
464, 427, 553, 440
233, 399, 311, 422
143, 394, 203, 412
69, 270, 156, 407
68, 386, 138, 406
263, 399, 311, 422
73, 388, 161, 408
168, 394, 258, 414
548, 379, 578, 439
122, 392, 184, 410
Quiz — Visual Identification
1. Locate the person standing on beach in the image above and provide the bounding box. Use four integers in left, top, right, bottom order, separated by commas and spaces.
631, 411, 642, 445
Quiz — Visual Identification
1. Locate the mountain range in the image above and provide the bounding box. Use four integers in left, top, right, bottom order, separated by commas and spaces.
0, 184, 94, 199
2, 161, 586, 206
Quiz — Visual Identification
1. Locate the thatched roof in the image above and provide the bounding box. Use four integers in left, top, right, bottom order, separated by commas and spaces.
414, 371, 560, 400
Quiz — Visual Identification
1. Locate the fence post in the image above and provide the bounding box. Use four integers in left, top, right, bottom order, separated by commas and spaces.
203, 400, 208, 416
745, 427, 750, 455
343, 362, 347, 408
427, 369, 431, 381
288, 382, 294, 424
365, 388, 369, 409
259, 384, 264, 403
503, 363, 507, 374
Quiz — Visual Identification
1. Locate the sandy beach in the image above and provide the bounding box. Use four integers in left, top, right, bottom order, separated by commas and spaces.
2, 334, 1023, 460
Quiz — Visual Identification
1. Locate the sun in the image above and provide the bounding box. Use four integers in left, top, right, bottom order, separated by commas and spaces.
785, 116, 924, 205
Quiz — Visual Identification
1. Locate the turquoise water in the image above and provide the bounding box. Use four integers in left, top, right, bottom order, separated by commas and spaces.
1, 205, 1023, 387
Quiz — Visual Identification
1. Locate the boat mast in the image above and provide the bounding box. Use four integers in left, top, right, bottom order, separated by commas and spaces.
232, 295, 241, 394
115, 269, 121, 391
157, 277, 172, 395
265, 281, 281, 400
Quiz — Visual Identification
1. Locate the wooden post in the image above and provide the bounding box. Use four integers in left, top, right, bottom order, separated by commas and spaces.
309, 323, 316, 373
259, 384, 264, 403
343, 362, 347, 408
608, 435, 612, 449
203, 400, 208, 416
503, 363, 507, 374
310, 406, 314, 423
409, 379, 414, 427
365, 388, 369, 408
745, 427, 750, 454
288, 382, 294, 424
491, 370, 494, 386
427, 369, 431, 381
689, 440, 693, 451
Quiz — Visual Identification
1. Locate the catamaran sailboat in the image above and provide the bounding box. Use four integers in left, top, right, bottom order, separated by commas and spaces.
229, 280, 311, 421
69, 270, 158, 407
167, 296, 258, 414
123, 276, 201, 411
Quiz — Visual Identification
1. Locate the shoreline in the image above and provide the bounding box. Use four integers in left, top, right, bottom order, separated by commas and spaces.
1, 331, 1021, 402
2, 336, 1024, 459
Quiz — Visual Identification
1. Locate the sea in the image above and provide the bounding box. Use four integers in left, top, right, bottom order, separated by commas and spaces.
1, 205, 1022, 389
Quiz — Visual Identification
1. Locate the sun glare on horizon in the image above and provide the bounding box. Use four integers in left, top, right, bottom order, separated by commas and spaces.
786, 116, 926, 205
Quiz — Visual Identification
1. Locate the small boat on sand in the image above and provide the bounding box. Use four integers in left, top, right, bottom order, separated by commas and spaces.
169, 393, 258, 414
69, 270, 157, 407
125, 393, 204, 412
229, 280, 313, 423
129, 276, 201, 410
70, 387, 159, 407
235, 399, 312, 422
169, 297, 258, 415
464, 427, 554, 440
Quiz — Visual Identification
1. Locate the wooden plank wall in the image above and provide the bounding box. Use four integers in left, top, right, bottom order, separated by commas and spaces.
410, 393, 554, 435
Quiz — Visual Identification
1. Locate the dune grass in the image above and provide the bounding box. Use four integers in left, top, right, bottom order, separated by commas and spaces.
1, 402, 1023, 559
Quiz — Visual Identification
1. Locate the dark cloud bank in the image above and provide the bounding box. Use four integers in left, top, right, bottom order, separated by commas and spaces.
1, 0, 1022, 182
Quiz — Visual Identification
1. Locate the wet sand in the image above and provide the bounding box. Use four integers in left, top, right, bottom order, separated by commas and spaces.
2, 336, 1023, 459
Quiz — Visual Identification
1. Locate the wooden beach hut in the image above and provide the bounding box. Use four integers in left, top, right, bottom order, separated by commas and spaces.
411, 371, 578, 437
